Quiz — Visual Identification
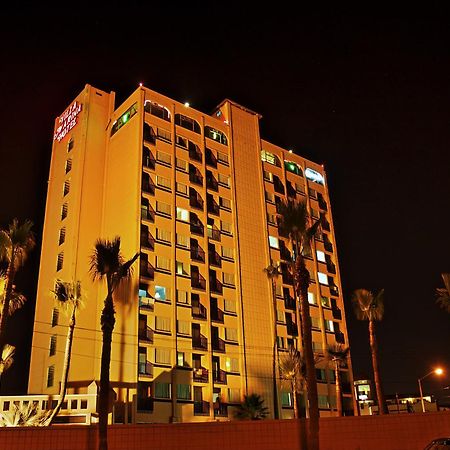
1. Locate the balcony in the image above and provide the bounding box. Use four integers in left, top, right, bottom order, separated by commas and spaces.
273, 176, 285, 195
191, 246, 205, 263
141, 232, 154, 251
207, 197, 220, 216
141, 177, 155, 195
335, 331, 345, 344
341, 381, 352, 394
210, 278, 223, 295
282, 271, 293, 285
189, 142, 202, 163
192, 303, 207, 320
211, 307, 224, 323
137, 397, 154, 412
189, 171, 203, 187
189, 189, 204, 211
332, 307, 342, 320
324, 240, 333, 253
138, 361, 153, 378
327, 261, 336, 274
193, 367, 209, 383
206, 171, 219, 191
287, 322, 298, 336
191, 272, 206, 290
190, 217, 204, 237
209, 249, 222, 267
138, 326, 154, 343
212, 337, 225, 352
139, 296, 154, 311
321, 215, 331, 232
318, 195, 328, 211
194, 400, 210, 415
214, 403, 228, 417
207, 225, 221, 242
140, 261, 154, 280
329, 285, 339, 297
280, 244, 292, 262
141, 205, 155, 223
143, 148, 156, 170
284, 294, 296, 310
206, 148, 218, 168
213, 369, 227, 384
286, 181, 296, 199
192, 334, 208, 350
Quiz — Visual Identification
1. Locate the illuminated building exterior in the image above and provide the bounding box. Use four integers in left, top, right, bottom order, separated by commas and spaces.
28, 84, 354, 423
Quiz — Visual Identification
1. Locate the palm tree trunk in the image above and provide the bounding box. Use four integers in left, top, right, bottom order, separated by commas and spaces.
99, 288, 116, 450
271, 280, 279, 419
335, 361, 342, 416
292, 379, 298, 419
295, 256, 319, 450
369, 319, 387, 415
47, 304, 77, 425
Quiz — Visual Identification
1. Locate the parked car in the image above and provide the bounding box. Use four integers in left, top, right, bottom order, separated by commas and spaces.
424, 437, 450, 449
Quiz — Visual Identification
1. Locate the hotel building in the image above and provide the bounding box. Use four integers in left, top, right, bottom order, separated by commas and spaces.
28, 84, 354, 423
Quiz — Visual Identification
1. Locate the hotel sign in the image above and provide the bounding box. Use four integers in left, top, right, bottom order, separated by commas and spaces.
54, 101, 82, 142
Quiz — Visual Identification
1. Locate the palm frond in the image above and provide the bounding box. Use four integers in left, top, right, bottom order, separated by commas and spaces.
277, 200, 309, 244
0, 278, 26, 316
279, 346, 305, 391
0, 231, 12, 263
352, 288, 385, 321
436, 273, 450, 313
7, 219, 35, 268
51, 280, 84, 313
326, 343, 350, 367
0, 403, 51, 427
89, 237, 123, 280
264, 261, 281, 279
0, 344, 15, 374
116, 252, 140, 283
233, 393, 269, 420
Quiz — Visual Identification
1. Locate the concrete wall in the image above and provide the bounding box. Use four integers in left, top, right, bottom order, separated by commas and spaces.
0, 412, 449, 450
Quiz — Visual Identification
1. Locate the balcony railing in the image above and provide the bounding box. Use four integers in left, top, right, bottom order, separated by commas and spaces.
189, 172, 203, 186
206, 148, 218, 168
284, 294, 296, 310
138, 326, 154, 343
212, 337, 225, 352
287, 322, 298, 336
194, 400, 210, 415
192, 303, 207, 320
137, 397, 154, 412
327, 262, 336, 274
142, 179, 155, 195
213, 369, 227, 384
193, 367, 209, 383
211, 307, 224, 323
214, 403, 228, 417
324, 241, 333, 253
210, 278, 223, 294
332, 307, 342, 320
141, 233, 154, 251
329, 285, 339, 297
190, 193, 204, 210
209, 250, 222, 267
143, 151, 156, 170
190, 220, 204, 237
207, 198, 220, 216
192, 334, 208, 350
191, 272, 206, 290
141, 205, 155, 223
191, 246, 206, 263
335, 331, 345, 344
140, 261, 154, 279
189, 145, 202, 163
207, 226, 221, 242
206, 173, 219, 191
139, 296, 154, 311
138, 361, 153, 378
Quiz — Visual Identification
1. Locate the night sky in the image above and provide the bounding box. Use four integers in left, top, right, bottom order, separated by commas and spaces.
1, 6, 449, 401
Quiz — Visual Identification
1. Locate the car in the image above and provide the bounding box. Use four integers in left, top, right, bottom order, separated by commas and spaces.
424, 437, 450, 449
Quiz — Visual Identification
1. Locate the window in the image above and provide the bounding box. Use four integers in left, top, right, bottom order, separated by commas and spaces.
156, 175, 171, 191
61, 203, 68, 220
221, 221, 232, 235
325, 320, 334, 332
263, 170, 273, 182
156, 150, 171, 166
281, 392, 293, 407
321, 296, 330, 307
316, 250, 326, 262
111, 103, 138, 136
261, 150, 281, 166
49, 335, 57, 356
225, 357, 239, 373
295, 183, 305, 194
309, 188, 317, 199
221, 247, 234, 261
284, 160, 303, 176
154, 382, 171, 398
156, 256, 171, 272
156, 201, 171, 217
205, 126, 228, 145
155, 349, 171, 366
176, 158, 188, 172
58, 228, 66, 245
177, 290, 189, 304
276, 309, 285, 323
177, 384, 191, 400
155, 317, 171, 333
316, 369, 327, 382
176, 135, 188, 148
311, 317, 321, 329
308, 292, 316, 305
51, 308, 59, 327
67, 139, 74, 152
156, 228, 171, 243
176, 261, 190, 276
157, 128, 172, 142
318, 272, 328, 285
218, 173, 230, 187
225, 328, 238, 342
305, 168, 325, 185
219, 197, 231, 210
144, 101, 171, 121
217, 151, 229, 164
47, 366, 55, 387
312, 342, 323, 354
176, 234, 189, 249
228, 388, 241, 403
224, 298, 236, 313
269, 236, 279, 249
63, 181, 70, 197
175, 114, 201, 133
155, 285, 169, 302
318, 395, 330, 409
265, 191, 275, 203
57, 253, 64, 271
176, 207, 189, 222
177, 320, 191, 336
176, 182, 188, 196
177, 351, 186, 367
223, 272, 235, 286
276, 336, 286, 349
65, 159, 72, 174
267, 213, 277, 225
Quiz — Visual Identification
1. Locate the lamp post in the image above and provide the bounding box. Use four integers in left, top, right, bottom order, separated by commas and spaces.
418, 368, 444, 413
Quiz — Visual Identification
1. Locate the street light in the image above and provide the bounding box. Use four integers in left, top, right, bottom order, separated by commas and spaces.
418, 368, 444, 413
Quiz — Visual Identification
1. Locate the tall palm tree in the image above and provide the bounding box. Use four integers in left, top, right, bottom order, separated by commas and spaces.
264, 261, 282, 419
279, 346, 305, 419
326, 343, 350, 417
233, 393, 269, 420
0, 219, 35, 370
436, 273, 450, 313
45, 280, 83, 425
90, 237, 139, 450
278, 199, 321, 450
352, 288, 388, 414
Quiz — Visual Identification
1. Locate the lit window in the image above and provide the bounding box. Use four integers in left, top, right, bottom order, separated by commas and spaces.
316, 250, 326, 262
155, 349, 171, 366
156, 257, 171, 272
318, 272, 328, 285
308, 292, 316, 305
321, 296, 330, 307
269, 236, 279, 249
156, 175, 171, 190
261, 150, 281, 167
155, 316, 171, 333
156, 228, 171, 243
156, 201, 171, 217
263, 170, 273, 182
154, 381, 171, 398
156, 150, 171, 166
176, 261, 190, 276
205, 126, 228, 145
111, 103, 138, 136
284, 160, 302, 176
281, 391, 293, 407
176, 207, 189, 222
155, 285, 169, 301
177, 351, 186, 367
325, 320, 334, 332
305, 168, 325, 185
267, 213, 277, 225
226, 357, 239, 373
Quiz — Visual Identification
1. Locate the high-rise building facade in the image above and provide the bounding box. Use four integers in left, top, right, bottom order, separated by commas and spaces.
29, 84, 354, 423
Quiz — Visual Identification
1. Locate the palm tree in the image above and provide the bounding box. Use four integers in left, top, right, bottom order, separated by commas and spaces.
0, 402, 51, 427
0, 276, 27, 318
279, 346, 305, 419
264, 261, 282, 419
90, 237, 139, 450
0, 219, 35, 372
45, 280, 83, 425
0, 344, 15, 376
436, 273, 450, 313
278, 199, 321, 450
234, 393, 269, 420
352, 288, 388, 414
326, 343, 350, 416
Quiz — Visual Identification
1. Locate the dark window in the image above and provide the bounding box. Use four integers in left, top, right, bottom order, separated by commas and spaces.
144, 101, 171, 121
47, 366, 55, 387
175, 114, 201, 133
49, 335, 57, 356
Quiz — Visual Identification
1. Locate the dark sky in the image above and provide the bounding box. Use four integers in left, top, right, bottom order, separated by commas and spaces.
1, 5, 449, 400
